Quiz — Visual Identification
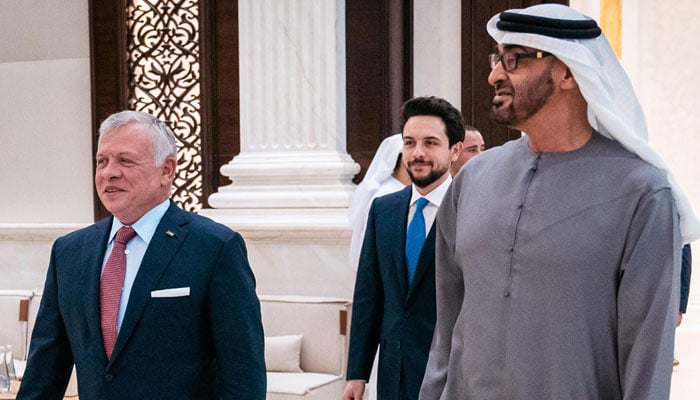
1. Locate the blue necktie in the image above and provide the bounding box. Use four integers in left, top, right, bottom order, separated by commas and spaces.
405, 197, 429, 285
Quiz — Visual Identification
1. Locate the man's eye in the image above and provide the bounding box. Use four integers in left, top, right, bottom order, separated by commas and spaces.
503, 53, 518, 64
119, 158, 135, 166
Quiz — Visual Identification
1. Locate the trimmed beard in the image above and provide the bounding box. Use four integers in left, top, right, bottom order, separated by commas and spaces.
407, 162, 449, 189
490, 65, 554, 126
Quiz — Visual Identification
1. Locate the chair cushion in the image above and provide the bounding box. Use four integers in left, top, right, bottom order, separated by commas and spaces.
265, 334, 303, 372
259, 295, 350, 375
266, 371, 342, 395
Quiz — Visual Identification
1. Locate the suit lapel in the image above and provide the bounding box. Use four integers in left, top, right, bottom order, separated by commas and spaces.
392, 187, 412, 298
80, 218, 112, 362
108, 204, 189, 366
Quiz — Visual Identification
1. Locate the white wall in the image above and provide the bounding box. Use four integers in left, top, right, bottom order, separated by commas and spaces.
0, 0, 93, 290
569, 0, 600, 21
413, 0, 461, 109
627, 1, 700, 220
0, 0, 93, 224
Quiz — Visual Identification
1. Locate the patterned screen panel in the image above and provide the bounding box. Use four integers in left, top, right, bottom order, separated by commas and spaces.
126, 0, 202, 211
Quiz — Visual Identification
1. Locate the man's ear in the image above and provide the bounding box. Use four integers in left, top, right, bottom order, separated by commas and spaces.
560, 66, 579, 90
450, 141, 463, 162
160, 156, 177, 185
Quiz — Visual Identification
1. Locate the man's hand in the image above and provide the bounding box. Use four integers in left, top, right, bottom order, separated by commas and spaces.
677, 312, 683, 327
342, 380, 366, 400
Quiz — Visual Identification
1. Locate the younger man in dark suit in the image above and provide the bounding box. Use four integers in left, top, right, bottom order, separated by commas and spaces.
18, 110, 266, 399
343, 96, 464, 400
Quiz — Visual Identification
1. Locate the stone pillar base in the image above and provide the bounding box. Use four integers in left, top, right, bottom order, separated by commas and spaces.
207, 150, 359, 209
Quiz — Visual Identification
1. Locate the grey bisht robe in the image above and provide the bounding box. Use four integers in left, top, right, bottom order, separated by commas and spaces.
420, 133, 680, 400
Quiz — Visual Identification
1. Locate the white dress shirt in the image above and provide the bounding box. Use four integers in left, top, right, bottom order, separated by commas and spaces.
102, 199, 170, 332
407, 175, 452, 236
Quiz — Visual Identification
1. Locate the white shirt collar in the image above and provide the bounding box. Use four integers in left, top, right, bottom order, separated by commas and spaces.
109, 199, 171, 245
410, 174, 452, 208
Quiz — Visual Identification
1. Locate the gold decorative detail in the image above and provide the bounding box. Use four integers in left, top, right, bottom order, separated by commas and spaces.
600, 0, 622, 58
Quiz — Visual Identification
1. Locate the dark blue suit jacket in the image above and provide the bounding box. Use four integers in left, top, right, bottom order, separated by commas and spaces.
680, 244, 692, 313
346, 186, 437, 400
18, 202, 266, 400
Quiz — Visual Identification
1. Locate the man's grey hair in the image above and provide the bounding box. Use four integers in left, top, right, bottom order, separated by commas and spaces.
98, 110, 178, 167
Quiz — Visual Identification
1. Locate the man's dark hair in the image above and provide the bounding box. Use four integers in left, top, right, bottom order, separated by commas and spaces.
464, 123, 477, 132
400, 96, 466, 146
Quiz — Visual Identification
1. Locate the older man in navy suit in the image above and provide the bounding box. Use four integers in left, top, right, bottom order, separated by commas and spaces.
343, 96, 465, 400
17, 110, 266, 399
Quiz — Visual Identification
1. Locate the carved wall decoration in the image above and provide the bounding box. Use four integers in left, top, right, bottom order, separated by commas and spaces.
126, 0, 203, 211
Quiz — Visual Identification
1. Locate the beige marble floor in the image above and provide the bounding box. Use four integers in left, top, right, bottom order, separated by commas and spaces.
671, 329, 700, 399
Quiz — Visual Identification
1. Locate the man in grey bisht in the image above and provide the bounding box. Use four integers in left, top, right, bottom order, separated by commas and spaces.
419, 4, 700, 400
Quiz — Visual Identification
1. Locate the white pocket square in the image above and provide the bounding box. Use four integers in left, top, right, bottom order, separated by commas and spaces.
150, 287, 190, 298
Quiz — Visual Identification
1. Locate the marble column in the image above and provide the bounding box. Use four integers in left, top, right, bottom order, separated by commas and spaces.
201, 0, 359, 298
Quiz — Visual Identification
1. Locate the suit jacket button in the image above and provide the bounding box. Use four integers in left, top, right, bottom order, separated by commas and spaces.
396, 341, 401, 349
403, 311, 410, 318
104, 373, 114, 382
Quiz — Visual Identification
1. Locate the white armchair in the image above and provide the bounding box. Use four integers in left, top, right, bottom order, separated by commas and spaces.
260, 295, 352, 400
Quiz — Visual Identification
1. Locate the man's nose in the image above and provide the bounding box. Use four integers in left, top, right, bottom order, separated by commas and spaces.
488, 62, 506, 86
413, 143, 426, 157
98, 160, 121, 179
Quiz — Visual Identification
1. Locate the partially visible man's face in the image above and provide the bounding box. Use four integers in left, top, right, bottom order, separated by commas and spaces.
488, 45, 555, 128
402, 115, 460, 192
95, 124, 175, 225
451, 129, 485, 175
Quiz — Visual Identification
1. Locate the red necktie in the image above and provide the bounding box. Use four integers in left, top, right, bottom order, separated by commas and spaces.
100, 226, 137, 359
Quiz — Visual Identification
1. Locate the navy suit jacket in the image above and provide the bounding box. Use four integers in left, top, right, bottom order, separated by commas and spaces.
18, 202, 266, 400
680, 244, 692, 313
346, 186, 437, 400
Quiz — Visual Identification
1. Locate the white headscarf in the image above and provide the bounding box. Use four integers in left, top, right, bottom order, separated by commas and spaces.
488, 4, 700, 243
348, 134, 407, 269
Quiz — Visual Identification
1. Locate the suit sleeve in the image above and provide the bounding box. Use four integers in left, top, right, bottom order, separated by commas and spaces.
617, 188, 679, 399
346, 200, 384, 381
16, 241, 74, 400
208, 231, 266, 400
419, 180, 464, 400
680, 244, 692, 313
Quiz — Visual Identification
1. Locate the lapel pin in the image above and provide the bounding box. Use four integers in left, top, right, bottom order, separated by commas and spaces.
165, 230, 175, 237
